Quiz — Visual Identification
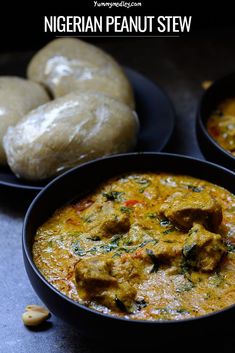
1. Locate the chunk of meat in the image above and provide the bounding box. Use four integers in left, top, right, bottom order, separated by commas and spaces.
73, 198, 94, 212
154, 240, 183, 263
112, 254, 145, 282
75, 256, 116, 293
160, 191, 222, 232
100, 213, 130, 236
75, 255, 137, 312
182, 223, 226, 272
88, 212, 130, 238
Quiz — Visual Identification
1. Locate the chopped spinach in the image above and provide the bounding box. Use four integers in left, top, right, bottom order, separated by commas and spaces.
155, 307, 189, 316
99, 243, 119, 253
72, 241, 86, 256
160, 219, 172, 226
163, 227, 175, 235
209, 273, 224, 287
176, 308, 189, 314
115, 297, 127, 312
48, 240, 53, 248
140, 239, 158, 247
183, 243, 197, 259
176, 282, 194, 293
83, 214, 94, 223
112, 239, 158, 257
135, 299, 147, 310
180, 261, 190, 275
124, 239, 134, 246
120, 206, 132, 213
186, 184, 203, 192
102, 191, 123, 201
133, 177, 150, 186
226, 242, 235, 253
110, 234, 122, 244
147, 212, 158, 219
88, 246, 98, 255
146, 249, 159, 273
86, 236, 101, 241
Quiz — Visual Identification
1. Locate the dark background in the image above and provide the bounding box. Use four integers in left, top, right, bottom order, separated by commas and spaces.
0, 3, 235, 52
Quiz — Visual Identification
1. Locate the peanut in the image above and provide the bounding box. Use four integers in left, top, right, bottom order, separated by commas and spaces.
25, 304, 49, 315
22, 304, 50, 326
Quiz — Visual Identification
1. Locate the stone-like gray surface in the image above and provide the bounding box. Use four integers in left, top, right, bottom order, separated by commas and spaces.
1, 34, 235, 352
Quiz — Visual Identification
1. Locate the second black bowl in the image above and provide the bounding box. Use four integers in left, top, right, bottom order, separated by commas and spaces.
196, 72, 235, 171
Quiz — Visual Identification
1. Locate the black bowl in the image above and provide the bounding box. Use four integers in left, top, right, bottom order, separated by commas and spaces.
196, 72, 235, 171
23, 152, 235, 340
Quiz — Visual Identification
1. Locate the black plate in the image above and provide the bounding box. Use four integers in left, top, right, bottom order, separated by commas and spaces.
0, 57, 175, 191
196, 72, 235, 171
23, 152, 235, 341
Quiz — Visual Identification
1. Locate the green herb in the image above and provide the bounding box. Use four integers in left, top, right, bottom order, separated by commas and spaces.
176, 282, 194, 293
146, 249, 159, 273
124, 239, 133, 245
163, 240, 175, 243
183, 243, 197, 259
135, 299, 147, 310
110, 235, 122, 244
112, 239, 158, 257
83, 214, 94, 223
186, 185, 203, 192
209, 273, 224, 287
115, 297, 127, 312
112, 252, 122, 258
100, 243, 119, 253
155, 307, 169, 314
134, 177, 150, 186
160, 219, 171, 226
120, 206, 132, 213
155, 307, 189, 316
48, 240, 53, 248
115, 246, 138, 254
226, 242, 235, 253
176, 308, 189, 314
87, 236, 101, 241
102, 191, 123, 201
72, 241, 86, 256
140, 239, 158, 247
147, 213, 158, 219
180, 261, 190, 275
88, 246, 98, 255
163, 228, 175, 235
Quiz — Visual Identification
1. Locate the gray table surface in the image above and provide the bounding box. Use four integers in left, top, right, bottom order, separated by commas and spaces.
1, 34, 235, 353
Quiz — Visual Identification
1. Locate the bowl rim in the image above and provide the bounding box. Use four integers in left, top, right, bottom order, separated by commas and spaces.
197, 71, 235, 161
23, 151, 235, 326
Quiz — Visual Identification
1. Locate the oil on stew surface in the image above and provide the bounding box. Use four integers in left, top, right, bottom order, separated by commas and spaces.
33, 173, 235, 320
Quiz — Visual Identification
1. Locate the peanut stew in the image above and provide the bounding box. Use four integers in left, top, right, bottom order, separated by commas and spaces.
33, 173, 235, 320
